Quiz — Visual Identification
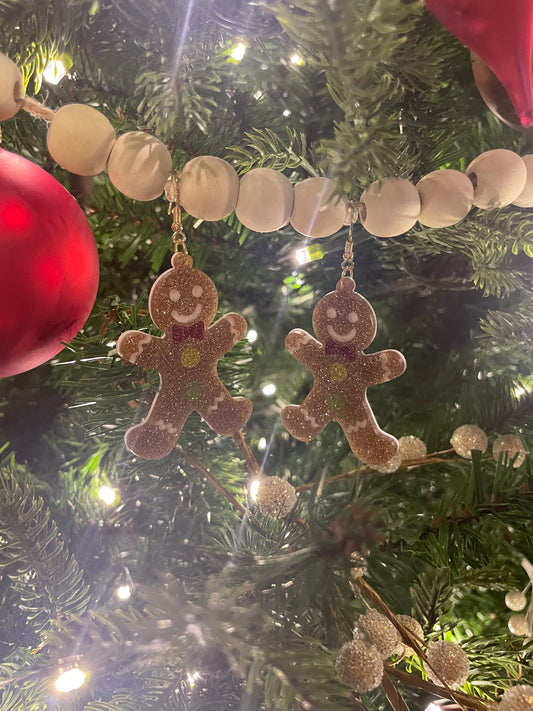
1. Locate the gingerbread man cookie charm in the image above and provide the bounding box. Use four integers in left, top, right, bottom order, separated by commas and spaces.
281, 277, 406, 468
117, 252, 252, 459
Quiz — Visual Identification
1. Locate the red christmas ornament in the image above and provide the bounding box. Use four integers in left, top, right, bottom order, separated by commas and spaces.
426, 0, 533, 127
0, 148, 99, 377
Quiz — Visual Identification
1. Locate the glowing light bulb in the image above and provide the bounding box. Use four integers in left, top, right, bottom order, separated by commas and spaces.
294, 244, 325, 265
424, 704, 440, 711
116, 584, 131, 600
42, 53, 73, 85
230, 43, 246, 62
246, 329, 258, 343
282, 109, 291, 117
187, 671, 201, 687
290, 52, 304, 66
55, 668, 87, 692
262, 383, 276, 396
98, 485, 117, 505
248, 478, 261, 501
257, 437, 267, 451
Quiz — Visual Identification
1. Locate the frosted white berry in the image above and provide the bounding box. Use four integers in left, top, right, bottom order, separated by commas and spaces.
255, 476, 297, 517
499, 684, 533, 711
356, 609, 400, 660
394, 614, 424, 657
450, 424, 488, 459
424, 640, 470, 688
335, 639, 384, 693
374, 452, 402, 473
397, 435, 427, 461
505, 589, 528, 611
508, 613, 530, 636
493, 434, 526, 468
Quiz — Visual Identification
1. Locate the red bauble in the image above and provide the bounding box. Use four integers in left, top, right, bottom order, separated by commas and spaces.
0, 148, 99, 377
426, 0, 533, 127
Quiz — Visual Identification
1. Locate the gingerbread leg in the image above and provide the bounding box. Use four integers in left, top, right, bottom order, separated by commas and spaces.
281, 388, 331, 442
125, 393, 190, 460
337, 398, 398, 468
197, 386, 252, 435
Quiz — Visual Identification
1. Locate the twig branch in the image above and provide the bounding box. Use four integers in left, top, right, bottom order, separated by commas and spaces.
232, 430, 263, 478
294, 449, 455, 492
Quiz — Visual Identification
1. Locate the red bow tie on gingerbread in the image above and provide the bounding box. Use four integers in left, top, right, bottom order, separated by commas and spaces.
281, 277, 406, 468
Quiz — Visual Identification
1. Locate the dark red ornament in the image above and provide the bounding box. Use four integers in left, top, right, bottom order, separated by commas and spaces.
0, 148, 99, 377
426, 0, 533, 127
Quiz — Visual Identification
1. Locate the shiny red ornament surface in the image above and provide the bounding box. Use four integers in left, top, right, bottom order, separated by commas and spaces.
426, 0, 533, 127
0, 148, 99, 377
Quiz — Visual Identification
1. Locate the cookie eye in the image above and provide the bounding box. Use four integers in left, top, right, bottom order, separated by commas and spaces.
170, 289, 181, 302
327, 307, 337, 319
192, 285, 203, 298
348, 311, 358, 323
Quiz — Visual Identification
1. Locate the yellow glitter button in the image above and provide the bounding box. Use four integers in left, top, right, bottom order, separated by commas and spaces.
328, 393, 345, 411
330, 362, 348, 382
181, 346, 201, 368
186, 381, 202, 400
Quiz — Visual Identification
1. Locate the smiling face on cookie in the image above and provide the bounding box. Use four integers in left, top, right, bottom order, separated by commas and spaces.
312, 277, 377, 350
149, 253, 218, 333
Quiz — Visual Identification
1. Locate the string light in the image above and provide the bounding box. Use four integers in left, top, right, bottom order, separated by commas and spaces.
294, 243, 325, 265
289, 52, 304, 66
55, 668, 87, 692
42, 54, 72, 85
248, 478, 261, 501
116, 584, 131, 600
246, 328, 258, 343
187, 671, 201, 687
261, 383, 276, 396
257, 437, 267, 451
98, 485, 118, 505
230, 43, 246, 62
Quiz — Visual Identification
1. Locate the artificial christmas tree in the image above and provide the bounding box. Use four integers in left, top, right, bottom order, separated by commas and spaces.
1, 1, 533, 710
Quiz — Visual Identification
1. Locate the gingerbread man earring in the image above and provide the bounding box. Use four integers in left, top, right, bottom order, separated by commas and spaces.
117, 175, 252, 459
281, 204, 406, 468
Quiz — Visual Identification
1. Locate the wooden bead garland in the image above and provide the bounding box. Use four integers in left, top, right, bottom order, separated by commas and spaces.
0, 54, 24, 122
3, 52, 533, 241
47, 104, 116, 176
107, 131, 172, 201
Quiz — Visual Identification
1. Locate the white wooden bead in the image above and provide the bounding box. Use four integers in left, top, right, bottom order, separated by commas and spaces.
360, 178, 420, 237
179, 156, 239, 221
235, 168, 293, 232
107, 131, 172, 201
513, 155, 533, 207
289, 177, 346, 238
47, 104, 116, 176
416, 170, 474, 228
0, 54, 24, 121
466, 149, 527, 209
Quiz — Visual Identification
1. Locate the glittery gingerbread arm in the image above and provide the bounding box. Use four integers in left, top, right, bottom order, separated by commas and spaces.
285, 329, 322, 369
207, 312, 248, 358
116, 330, 165, 368
362, 349, 406, 386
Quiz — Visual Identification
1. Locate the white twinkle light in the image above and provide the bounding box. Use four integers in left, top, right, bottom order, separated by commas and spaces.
290, 52, 304, 66
230, 43, 246, 61
249, 478, 261, 501
116, 584, 131, 600
246, 329, 258, 343
262, 383, 276, 396
424, 704, 441, 711
187, 671, 201, 687
55, 668, 87, 693
98, 485, 118, 506
283, 109, 291, 117
43, 59, 67, 85
258, 437, 267, 451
